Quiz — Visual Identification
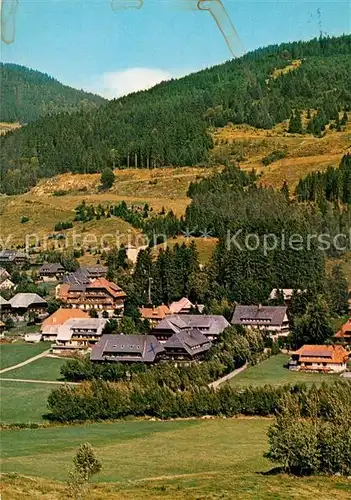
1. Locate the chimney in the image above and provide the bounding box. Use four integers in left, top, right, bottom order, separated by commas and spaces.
258, 303, 262, 310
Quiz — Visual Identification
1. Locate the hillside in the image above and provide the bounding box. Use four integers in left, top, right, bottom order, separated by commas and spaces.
1, 35, 350, 195
0, 63, 106, 124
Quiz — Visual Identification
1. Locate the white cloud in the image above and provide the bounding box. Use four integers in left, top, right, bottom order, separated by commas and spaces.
94, 67, 176, 99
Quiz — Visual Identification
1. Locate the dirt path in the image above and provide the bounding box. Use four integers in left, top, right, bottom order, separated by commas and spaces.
208, 364, 248, 389
0, 377, 77, 385
0, 349, 51, 375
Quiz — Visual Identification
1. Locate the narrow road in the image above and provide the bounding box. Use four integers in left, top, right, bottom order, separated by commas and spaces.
0, 349, 51, 374
209, 364, 248, 390
0, 377, 78, 385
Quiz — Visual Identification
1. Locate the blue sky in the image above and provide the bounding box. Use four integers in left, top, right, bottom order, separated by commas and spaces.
1, 0, 350, 98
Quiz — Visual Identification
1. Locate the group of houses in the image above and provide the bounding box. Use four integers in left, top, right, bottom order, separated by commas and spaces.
0, 258, 350, 372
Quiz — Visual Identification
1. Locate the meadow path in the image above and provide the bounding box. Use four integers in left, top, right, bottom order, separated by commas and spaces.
0, 377, 77, 385
0, 349, 51, 374
208, 364, 248, 389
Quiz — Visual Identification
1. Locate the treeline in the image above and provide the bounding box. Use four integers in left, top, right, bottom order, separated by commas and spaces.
47, 375, 350, 423
0, 63, 105, 124
1, 35, 351, 194
295, 153, 351, 203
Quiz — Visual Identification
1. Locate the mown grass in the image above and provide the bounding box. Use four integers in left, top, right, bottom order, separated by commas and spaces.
1, 418, 350, 499
0, 343, 51, 370
0, 380, 60, 423
1, 357, 66, 381
228, 354, 341, 388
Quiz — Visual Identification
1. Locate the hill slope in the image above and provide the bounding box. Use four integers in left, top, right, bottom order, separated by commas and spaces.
1, 35, 350, 194
0, 63, 106, 123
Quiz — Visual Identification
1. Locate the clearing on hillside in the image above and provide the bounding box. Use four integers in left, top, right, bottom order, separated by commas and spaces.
1, 418, 350, 499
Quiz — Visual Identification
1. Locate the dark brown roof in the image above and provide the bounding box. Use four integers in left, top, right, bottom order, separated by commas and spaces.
153, 314, 229, 336
231, 305, 287, 326
39, 263, 65, 274
164, 329, 211, 356
91, 334, 164, 363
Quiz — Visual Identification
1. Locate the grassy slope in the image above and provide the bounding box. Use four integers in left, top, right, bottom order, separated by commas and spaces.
1, 418, 350, 500
0, 343, 51, 370
1, 118, 349, 266
228, 354, 340, 388
1, 357, 66, 381
0, 381, 59, 423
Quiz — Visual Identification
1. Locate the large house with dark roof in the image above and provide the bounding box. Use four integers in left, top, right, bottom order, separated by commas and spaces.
0, 250, 27, 266
231, 305, 289, 339
57, 278, 126, 316
9, 293, 47, 319
289, 345, 349, 373
91, 334, 164, 363
152, 314, 230, 342
63, 266, 108, 285
39, 263, 65, 281
163, 329, 211, 361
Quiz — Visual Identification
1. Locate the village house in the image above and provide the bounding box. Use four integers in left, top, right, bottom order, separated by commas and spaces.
0, 250, 27, 266
0, 278, 15, 291
41, 308, 90, 342
63, 266, 108, 286
169, 297, 205, 315
39, 262, 65, 281
231, 305, 289, 339
335, 318, 351, 346
0, 295, 12, 318
139, 304, 172, 326
0, 268, 15, 291
91, 334, 164, 363
56, 278, 126, 317
9, 293, 47, 319
52, 317, 107, 353
163, 329, 211, 361
289, 344, 349, 373
268, 288, 305, 303
152, 314, 230, 342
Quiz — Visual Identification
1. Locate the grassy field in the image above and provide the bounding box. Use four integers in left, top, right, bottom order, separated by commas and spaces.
1, 418, 350, 500
0, 380, 60, 423
1, 357, 66, 381
0, 343, 51, 370
228, 354, 341, 388
152, 236, 218, 264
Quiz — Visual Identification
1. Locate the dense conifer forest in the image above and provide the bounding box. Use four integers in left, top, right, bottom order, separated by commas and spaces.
0, 63, 105, 124
1, 35, 350, 194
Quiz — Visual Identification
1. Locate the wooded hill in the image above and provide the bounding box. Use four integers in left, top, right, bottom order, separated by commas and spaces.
0, 63, 105, 123
1, 35, 350, 195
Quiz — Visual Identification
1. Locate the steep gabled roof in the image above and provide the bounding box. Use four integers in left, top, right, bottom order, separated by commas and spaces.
231, 305, 287, 326
88, 278, 127, 298
335, 319, 351, 339
41, 308, 89, 331
140, 305, 171, 320
164, 329, 211, 356
9, 293, 47, 309
39, 262, 65, 273
91, 334, 164, 362
293, 344, 349, 364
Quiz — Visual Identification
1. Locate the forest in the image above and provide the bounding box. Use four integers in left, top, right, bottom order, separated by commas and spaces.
1, 35, 351, 194
0, 63, 105, 124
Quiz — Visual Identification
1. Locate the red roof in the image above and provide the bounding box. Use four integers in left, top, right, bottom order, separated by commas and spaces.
88, 278, 127, 298
335, 319, 351, 339
294, 344, 349, 364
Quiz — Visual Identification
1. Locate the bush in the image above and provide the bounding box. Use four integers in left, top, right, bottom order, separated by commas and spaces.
262, 150, 287, 166
100, 168, 115, 189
